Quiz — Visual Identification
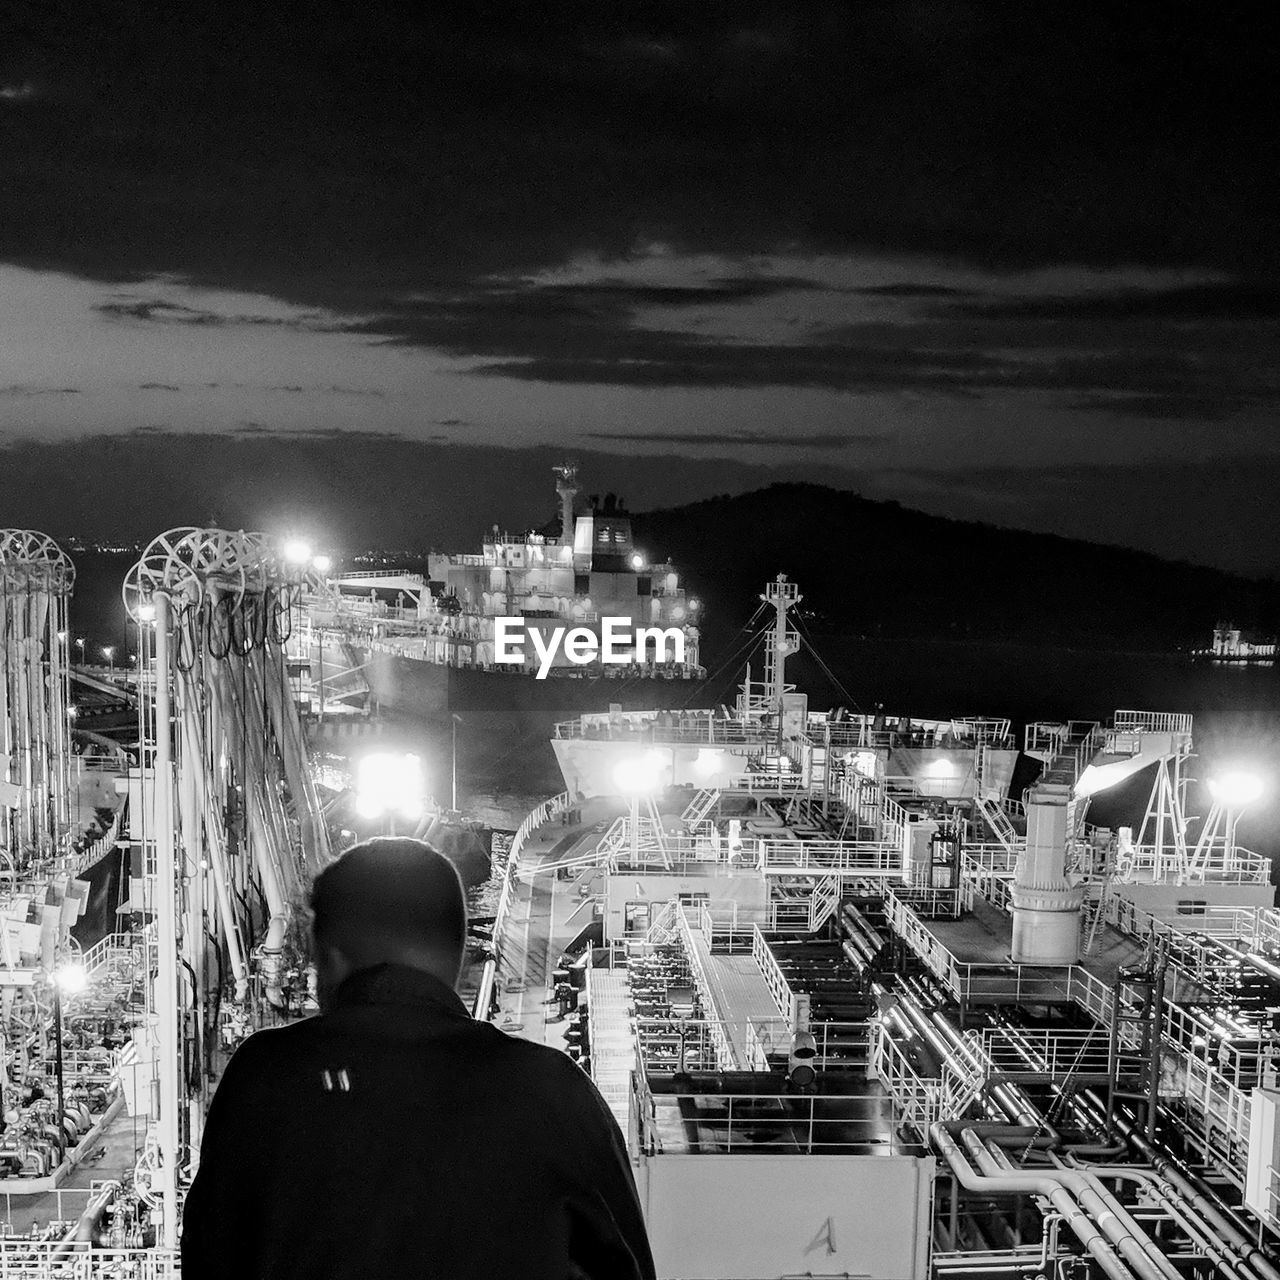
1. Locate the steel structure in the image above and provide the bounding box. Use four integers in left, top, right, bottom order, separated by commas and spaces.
122, 527, 332, 1248
0, 529, 75, 863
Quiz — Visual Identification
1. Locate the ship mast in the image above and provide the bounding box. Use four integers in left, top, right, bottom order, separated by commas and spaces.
738, 574, 801, 724
553, 463, 579, 546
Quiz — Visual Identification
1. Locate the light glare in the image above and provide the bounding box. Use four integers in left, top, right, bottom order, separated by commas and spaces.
355, 752, 425, 820
1208, 771, 1264, 808
283, 538, 312, 565
613, 753, 666, 795
54, 964, 87, 994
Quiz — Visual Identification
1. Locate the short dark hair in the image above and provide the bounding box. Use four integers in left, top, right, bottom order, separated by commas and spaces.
309, 837, 467, 962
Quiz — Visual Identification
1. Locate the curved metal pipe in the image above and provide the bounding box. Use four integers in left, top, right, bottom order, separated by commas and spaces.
1083, 1093, 1280, 1280
980, 1136, 1179, 1280
964, 1130, 1173, 1280
1063, 1160, 1264, 1280
930, 1122, 1137, 1280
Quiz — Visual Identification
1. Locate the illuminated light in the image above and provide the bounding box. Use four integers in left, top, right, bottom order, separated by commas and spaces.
613, 754, 665, 795
1208, 771, 1264, 808
847, 750, 878, 779
54, 964, 87, 994
138, 604, 156, 623
56, 630, 66, 642
102, 646, 115, 662
630, 552, 645, 571
927, 759, 956, 778
283, 539, 312, 565
68, 705, 78, 718
312, 554, 333, 574
672, 605, 686, 621
688, 599, 700, 611
355, 752, 425, 821
693, 749, 722, 776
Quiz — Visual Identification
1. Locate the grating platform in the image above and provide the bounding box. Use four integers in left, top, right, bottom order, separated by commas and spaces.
682, 927, 784, 1067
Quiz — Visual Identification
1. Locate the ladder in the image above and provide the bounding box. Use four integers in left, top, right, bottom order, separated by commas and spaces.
1080, 879, 1110, 957
974, 792, 1020, 854
681, 788, 718, 829
1105, 958, 1166, 1140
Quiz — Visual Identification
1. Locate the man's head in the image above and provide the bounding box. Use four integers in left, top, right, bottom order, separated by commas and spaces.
309, 837, 467, 1011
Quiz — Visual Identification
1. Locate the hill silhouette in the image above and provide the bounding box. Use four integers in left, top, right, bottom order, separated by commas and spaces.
629, 484, 1277, 656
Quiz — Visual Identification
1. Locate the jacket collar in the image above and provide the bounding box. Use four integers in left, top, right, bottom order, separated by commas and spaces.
332, 963, 471, 1019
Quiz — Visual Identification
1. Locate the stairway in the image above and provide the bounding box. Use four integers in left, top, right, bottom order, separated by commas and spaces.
1079, 880, 1110, 957
681, 788, 718, 829
974, 792, 1021, 853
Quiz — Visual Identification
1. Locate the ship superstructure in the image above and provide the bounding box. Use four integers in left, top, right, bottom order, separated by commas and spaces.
294, 466, 704, 724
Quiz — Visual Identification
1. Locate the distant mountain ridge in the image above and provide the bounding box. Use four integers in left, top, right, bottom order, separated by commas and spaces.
629, 484, 1277, 653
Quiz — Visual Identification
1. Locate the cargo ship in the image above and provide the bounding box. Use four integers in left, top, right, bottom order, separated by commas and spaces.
295, 464, 708, 735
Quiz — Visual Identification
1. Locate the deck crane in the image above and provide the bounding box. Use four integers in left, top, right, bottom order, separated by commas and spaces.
123, 528, 333, 1249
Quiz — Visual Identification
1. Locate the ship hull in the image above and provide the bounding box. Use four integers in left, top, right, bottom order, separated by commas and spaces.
353, 645, 711, 722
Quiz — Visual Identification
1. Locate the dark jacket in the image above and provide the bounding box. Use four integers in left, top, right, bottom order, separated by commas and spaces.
181, 964, 656, 1280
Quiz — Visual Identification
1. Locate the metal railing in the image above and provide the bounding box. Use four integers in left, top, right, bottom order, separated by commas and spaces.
0, 1244, 180, 1277
758, 839, 901, 876
553, 715, 768, 743
1113, 709, 1194, 735
635, 1088, 915, 1156
978, 1026, 1110, 1079
674, 909, 737, 1069
870, 1022, 943, 1133
509, 790, 573, 866
82, 932, 142, 977
751, 925, 795, 1019
72, 808, 125, 877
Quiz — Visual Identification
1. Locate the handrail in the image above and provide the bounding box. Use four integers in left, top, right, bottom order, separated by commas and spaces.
634, 1088, 916, 1156
0, 1243, 180, 1276
751, 924, 795, 1019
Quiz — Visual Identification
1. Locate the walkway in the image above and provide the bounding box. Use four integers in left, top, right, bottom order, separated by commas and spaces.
682, 926, 781, 1068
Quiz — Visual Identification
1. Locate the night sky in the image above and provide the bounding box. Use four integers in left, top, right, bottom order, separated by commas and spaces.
2, 4, 1278, 572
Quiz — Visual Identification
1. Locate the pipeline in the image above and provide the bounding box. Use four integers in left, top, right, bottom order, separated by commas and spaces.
977, 1133, 1179, 1280
64, 1179, 121, 1246
961, 1127, 1173, 1280
1080, 1089, 1280, 1280
1059, 1158, 1263, 1280
931, 1122, 1137, 1280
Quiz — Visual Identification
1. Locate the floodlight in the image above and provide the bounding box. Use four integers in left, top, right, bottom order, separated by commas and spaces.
613, 754, 665, 795
688, 599, 700, 612
283, 539, 312, 565
312, 554, 333, 574
630, 552, 645, 571
355, 752, 426, 821
138, 604, 156, 623
927, 759, 956, 778
693, 749, 722, 776
1208, 771, 1264, 808
54, 964, 87, 994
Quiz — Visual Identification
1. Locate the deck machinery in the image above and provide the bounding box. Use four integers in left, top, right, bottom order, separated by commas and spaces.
521, 580, 1280, 1279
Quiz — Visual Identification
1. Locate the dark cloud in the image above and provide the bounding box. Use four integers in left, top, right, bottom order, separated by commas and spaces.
96, 299, 335, 330
138, 381, 180, 391
3, 2, 1278, 312
1069, 393, 1268, 422
855, 284, 975, 299
580, 429, 877, 450
972, 282, 1280, 322
0, 384, 79, 396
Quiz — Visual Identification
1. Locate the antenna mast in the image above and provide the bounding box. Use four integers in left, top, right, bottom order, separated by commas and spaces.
737, 574, 801, 723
